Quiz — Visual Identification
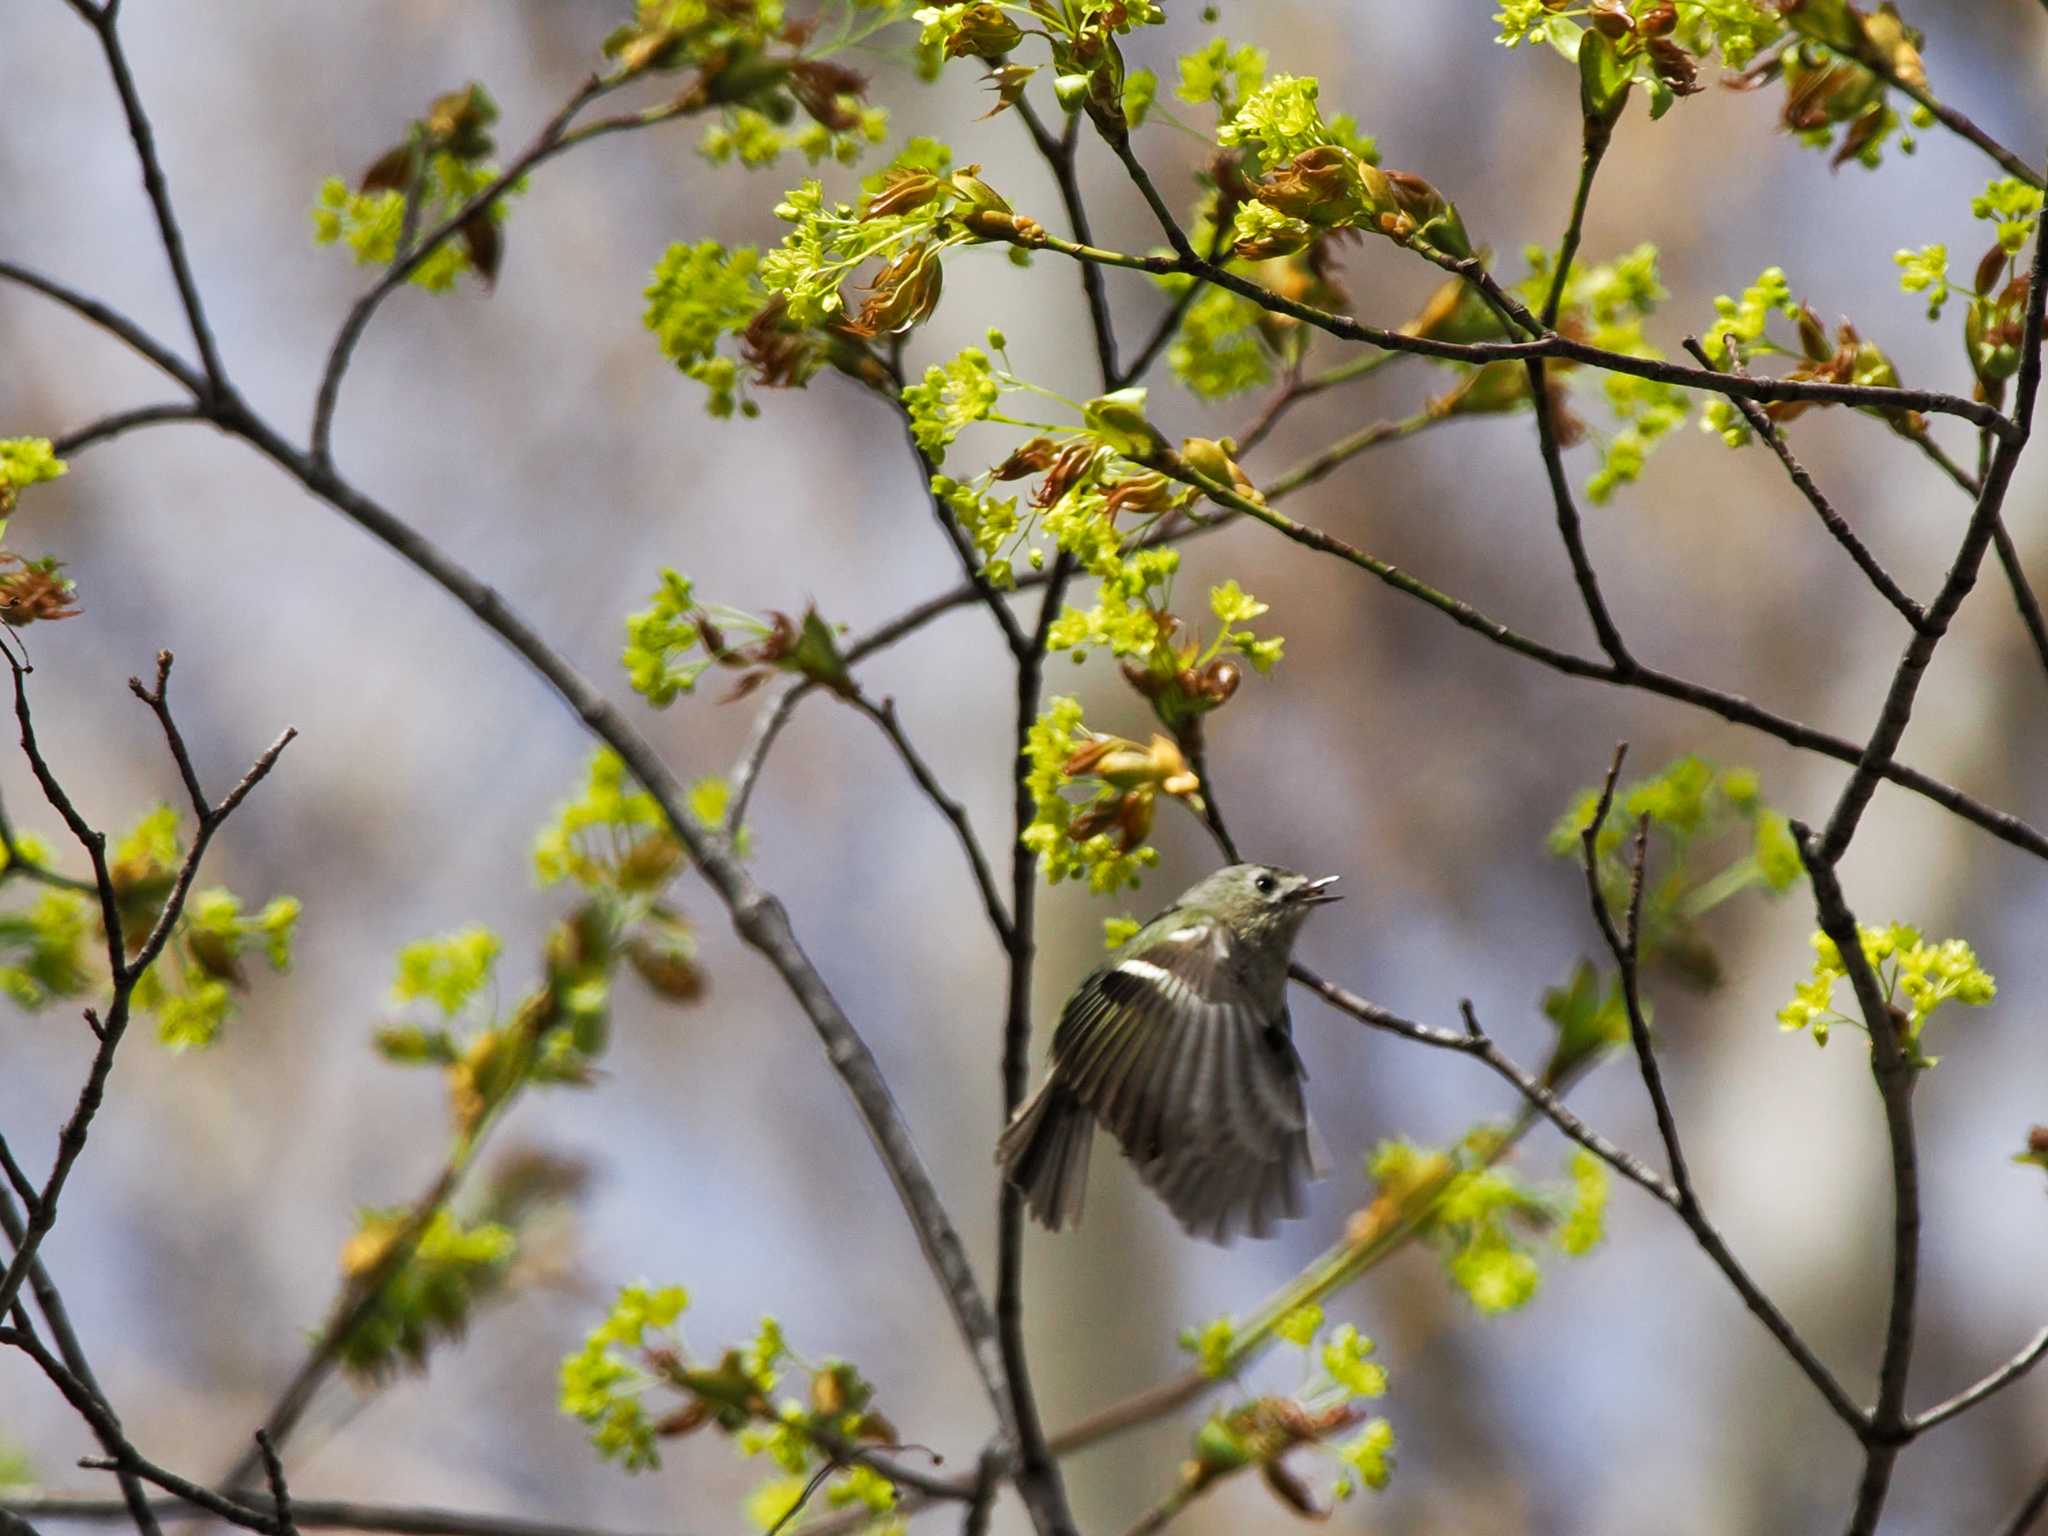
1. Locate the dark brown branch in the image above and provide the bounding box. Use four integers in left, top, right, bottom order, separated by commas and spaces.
1994, 1456, 2048, 1536
1795, 829, 1921, 1536
0, 1189, 160, 1536
0, 656, 293, 1325
52, 403, 205, 458
1815, 205, 2048, 865
1027, 234, 2016, 435
1289, 968, 1868, 1432
0, 1495, 690, 1536
849, 694, 1014, 948
1681, 338, 1926, 629
75, 7, 227, 392
882, 389, 1030, 659
0, 1328, 273, 1534
199, 409, 1021, 1483
1012, 95, 1118, 387
252, 1437, 295, 1536
0, 262, 205, 395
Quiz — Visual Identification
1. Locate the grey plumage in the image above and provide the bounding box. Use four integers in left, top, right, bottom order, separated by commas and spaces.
996, 863, 1339, 1243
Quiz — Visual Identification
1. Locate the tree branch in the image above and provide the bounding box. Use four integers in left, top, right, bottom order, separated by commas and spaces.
1911, 1324, 2048, 1433
1815, 204, 2048, 864
0, 1495, 690, 1536
1796, 830, 1921, 1535
52, 403, 206, 458
72, 5, 227, 392
1681, 338, 1926, 629
848, 694, 1013, 948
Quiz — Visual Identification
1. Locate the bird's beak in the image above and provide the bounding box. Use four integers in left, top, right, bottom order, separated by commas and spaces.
1292, 874, 1343, 906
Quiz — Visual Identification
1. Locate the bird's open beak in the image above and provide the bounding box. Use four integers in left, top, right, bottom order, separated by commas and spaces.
1292, 874, 1343, 905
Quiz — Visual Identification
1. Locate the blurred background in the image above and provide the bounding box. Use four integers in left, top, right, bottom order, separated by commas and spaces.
4, 3, 2048, 1533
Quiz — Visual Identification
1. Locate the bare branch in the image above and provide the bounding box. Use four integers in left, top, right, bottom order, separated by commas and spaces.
850, 694, 1014, 948
1291, 966, 1868, 1432
1912, 1325, 2048, 1433
1816, 204, 2048, 865
52, 404, 205, 458
1579, 746, 1697, 1208
1012, 95, 1119, 386
0, 1189, 160, 1536
69, 7, 227, 392
128, 652, 207, 817
1795, 828, 1921, 1534
1681, 338, 1926, 629
1993, 1456, 2048, 1536
0, 263, 202, 395
0, 1495, 692, 1536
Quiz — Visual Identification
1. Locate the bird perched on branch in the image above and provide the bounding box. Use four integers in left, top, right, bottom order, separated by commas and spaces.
997, 863, 1341, 1243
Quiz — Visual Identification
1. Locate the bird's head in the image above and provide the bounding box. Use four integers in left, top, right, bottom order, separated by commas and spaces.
1185, 862, 1342, 947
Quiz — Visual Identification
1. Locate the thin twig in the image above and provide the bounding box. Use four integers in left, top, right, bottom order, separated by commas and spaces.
77, 7, 228, 392
1682, 338, 1926, 629
251, 1438, 295, 1536
1994, 1456, 2048, 1536
1911, 1325, 2048, 1433
1579, 745, 1697, 1207
0, 1188, 161, 1536
0, 1496, 687, 1536
1010, 231, 2016, 435
849, 694, 1014, 948
52, 403, 205, 458
1796, 828, 1922, 1535
1288, 968, 1868, 1432
1816, 206, 2048, 865
1012, 94, 1119, 387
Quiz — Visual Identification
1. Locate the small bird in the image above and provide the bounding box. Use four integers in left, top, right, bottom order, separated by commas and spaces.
997, 863, 1341, 1243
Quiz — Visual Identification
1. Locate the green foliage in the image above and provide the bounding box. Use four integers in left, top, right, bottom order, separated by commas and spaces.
560, 1281, 691, 1471
393, 926, 502, 1016
1175, 36, 1268, 121
902, 345, 999, 460
623, 568, 855, 707
1894, 243, 1950, 320
1699, 266, 1801, 369
0, 887, 94, 1009
103, 804, 302, 1051
135, 888, 302, 1051
311, 150, 521, 293
1167, 286, 1274, 401
1549, 755, 1802, 1003
1178, 1306, 1394, 1513
1778, 923, 1995, 1065
337, 1207, 517, 1379
563, 1280, 903, 1529
1370, 1137, 1603, 1314
534, 750, 682, 893
644, 242, 770, 417
1492, 3, 1785, 116
0, 436, 65, 520
1023, 698, 1214, 894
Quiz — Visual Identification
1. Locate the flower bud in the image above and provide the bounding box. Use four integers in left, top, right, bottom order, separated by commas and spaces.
1254, 146, 1369, 227
946, 3, 1023, 58
862, 168, 944, 220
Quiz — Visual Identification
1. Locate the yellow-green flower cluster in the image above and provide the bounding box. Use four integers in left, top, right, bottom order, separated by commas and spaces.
1021, 697, 1184, 893
1175, 35, 1268, 121
1167, 286, 1274, 400
133, 887, 301, 1051
311, 153, 520, 292
1700, 266, 1801, 368
533, 749, 681, 893
559, 1281, 690, 1471
1779, 924, 1996, 1061
1370, 1136, 1605, 1315
0, 437, 65, 521
622, 570, 710, 707
643, 242, 769, 417
338, 1206, 518, 1379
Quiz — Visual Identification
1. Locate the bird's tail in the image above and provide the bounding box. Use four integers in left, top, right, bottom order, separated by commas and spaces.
996, 1079, 1094, 1231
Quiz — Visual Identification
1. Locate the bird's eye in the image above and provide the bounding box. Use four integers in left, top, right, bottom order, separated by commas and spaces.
1255, 873, 1278, 896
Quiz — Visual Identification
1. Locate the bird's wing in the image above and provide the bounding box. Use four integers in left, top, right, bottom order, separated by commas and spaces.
1051, 915, 1309, 1174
